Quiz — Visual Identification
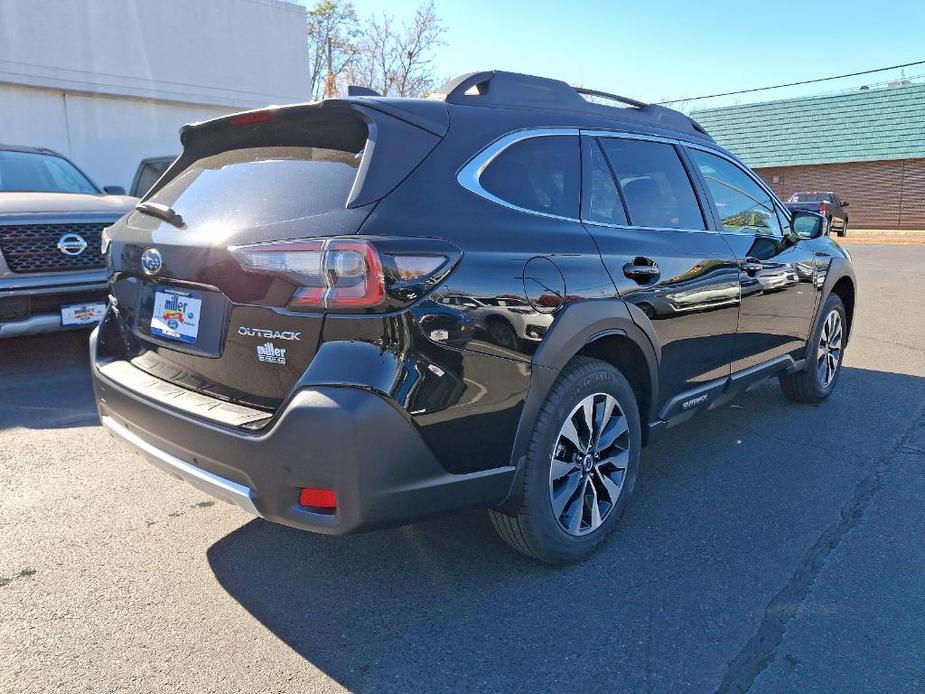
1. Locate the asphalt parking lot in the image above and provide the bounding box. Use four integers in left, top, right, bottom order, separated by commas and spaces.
1, 242, 923, 693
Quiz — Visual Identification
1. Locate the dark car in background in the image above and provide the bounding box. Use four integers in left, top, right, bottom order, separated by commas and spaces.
91, 70, 856, 564
129, 155, 176, 198
787, 191, 849, 237
0, 145, 135, 337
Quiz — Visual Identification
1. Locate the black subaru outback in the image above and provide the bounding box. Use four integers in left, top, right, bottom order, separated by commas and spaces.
91, 71, 855, 564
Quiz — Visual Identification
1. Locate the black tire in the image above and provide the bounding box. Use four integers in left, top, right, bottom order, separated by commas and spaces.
838, 219, 848, 238
489, 356, 642, 564
485, 317, 519, 350
779, 293, 846, 403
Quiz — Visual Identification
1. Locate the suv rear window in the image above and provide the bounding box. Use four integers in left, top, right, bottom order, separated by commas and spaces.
145, 146, 361, 230
480, 136, 580, 218
789, 193, 832, 203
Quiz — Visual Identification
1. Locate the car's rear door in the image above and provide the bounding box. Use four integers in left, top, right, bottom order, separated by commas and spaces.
580, 133, 741, 418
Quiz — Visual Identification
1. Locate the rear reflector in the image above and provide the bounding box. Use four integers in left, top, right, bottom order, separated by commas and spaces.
299, 487, 337, 509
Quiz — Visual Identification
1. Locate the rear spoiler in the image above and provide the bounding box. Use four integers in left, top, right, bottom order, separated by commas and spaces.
145, 99, 448, 209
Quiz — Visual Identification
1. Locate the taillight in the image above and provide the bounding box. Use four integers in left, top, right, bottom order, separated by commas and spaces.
230, 237, 452, 312
819, 203, 828, 215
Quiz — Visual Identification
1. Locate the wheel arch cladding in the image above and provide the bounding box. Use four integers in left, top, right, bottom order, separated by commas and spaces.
498, 299, 659, 510
830, 275, 855, 341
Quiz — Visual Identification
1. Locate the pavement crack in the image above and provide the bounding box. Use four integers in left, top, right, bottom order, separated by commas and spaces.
0, 567, 36, 588
715, 401, 925, 694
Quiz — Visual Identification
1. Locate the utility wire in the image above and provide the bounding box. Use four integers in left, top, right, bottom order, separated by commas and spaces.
658, 59, 925, 105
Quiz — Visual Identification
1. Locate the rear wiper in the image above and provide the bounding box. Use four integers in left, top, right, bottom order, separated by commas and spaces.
135, 201, 185, 229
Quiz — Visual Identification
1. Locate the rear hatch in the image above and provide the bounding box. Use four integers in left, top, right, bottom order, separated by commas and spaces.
102, 99, 447, 411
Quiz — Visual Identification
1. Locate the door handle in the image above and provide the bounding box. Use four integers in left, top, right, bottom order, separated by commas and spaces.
740, 257, 763, 274
623, 258, 659, 283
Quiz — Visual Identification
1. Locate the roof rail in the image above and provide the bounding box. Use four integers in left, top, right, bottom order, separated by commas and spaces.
432, 71, 711, 140
572, 87, 647, 110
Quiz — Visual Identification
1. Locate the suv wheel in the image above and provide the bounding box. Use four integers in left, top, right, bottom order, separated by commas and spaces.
486, 317, 519, 350
489, 356, 641, 564
838, 219, 848, 238
779, 294, 846, 403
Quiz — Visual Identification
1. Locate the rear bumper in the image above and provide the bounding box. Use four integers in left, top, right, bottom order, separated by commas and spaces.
91, 331, 513, 534
101, 415, 260, 516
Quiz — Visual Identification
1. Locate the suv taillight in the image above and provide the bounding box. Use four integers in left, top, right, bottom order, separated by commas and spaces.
819, 202, 829, 215
230, 237, 452, 312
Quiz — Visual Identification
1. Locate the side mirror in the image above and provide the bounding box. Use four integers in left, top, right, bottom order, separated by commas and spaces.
842, 201, 849, 208
103, 185, 126, 195
791, 210, 826, 239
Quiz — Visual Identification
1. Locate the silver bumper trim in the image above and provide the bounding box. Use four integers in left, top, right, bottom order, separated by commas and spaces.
101, 415, 261, 517
0, 313, 96, 338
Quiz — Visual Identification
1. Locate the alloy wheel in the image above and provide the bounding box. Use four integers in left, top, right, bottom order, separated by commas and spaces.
548, 392, 630, 536
817, 309, 843, 388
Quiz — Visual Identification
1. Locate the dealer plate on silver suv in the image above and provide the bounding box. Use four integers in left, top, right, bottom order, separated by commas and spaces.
61, 302, 106, 327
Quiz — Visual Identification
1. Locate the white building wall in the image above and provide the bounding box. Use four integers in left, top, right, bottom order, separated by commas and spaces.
0, 0, 309, 190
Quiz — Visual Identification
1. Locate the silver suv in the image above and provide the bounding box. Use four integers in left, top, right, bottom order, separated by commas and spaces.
0, 145, 136, 338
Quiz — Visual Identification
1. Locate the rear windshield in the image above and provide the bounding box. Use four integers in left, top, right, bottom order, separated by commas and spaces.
145, 146, 362, 229
0, 150, 98, 194
789, 193, 830, 202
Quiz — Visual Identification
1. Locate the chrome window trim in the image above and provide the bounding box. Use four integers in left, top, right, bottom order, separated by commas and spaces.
580, 129, 683, 146
581, 219, 719, 236
456, 126, 788, 236
456, 128, 581, 222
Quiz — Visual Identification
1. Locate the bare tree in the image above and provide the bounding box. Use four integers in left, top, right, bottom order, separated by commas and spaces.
306, 1, 360, 100
392, 1, 445, 97
346, 1, 445, 97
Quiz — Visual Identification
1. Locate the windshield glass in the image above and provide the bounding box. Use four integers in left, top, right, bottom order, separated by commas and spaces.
0, 150, 99, 194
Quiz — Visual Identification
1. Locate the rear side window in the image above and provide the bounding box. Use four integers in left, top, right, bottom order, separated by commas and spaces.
480, 136, 580, 218
689, 149, 782, 236
598, 139, 705, 230
146, 146, 361, 230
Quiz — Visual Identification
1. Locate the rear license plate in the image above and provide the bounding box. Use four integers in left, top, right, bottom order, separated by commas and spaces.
61, 302, 106, 326
150, 287, 202, 344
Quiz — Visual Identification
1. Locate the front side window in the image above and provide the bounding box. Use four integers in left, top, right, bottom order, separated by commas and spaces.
0, 150, 98, 194
691, 150, 783, 236
597, 138, 705, 230
480, 136, 580, 218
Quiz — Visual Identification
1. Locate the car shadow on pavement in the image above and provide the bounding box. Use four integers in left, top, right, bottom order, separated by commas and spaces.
207, 366, 925, 692
0, 330, 99, 430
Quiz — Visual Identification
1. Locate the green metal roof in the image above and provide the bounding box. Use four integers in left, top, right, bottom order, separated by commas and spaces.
691, 83, 925, 168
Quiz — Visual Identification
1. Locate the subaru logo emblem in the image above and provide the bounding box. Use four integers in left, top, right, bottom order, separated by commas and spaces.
141, 248, 163, 275
57, 233, 88, 257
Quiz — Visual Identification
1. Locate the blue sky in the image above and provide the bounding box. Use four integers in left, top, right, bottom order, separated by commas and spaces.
338, 0, 925, 110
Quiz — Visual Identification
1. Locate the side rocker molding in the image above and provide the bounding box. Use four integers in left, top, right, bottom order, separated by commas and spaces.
498, 299, 660, 511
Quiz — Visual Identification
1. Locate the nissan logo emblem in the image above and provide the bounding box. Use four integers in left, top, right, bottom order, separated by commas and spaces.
57, 233, 88, 257
141, 248, 163, 275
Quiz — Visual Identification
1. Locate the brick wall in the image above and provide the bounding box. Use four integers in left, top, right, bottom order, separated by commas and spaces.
755, 159, 925, 230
